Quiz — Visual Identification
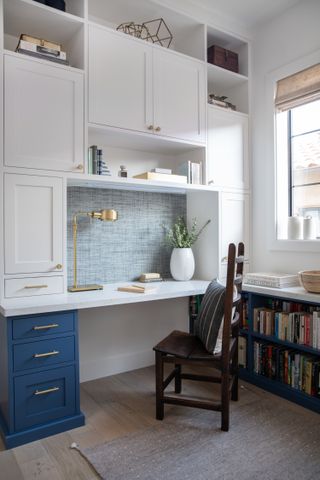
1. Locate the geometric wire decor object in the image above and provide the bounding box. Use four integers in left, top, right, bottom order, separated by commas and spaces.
141, 18, 173, 48
117, 18, 173, 48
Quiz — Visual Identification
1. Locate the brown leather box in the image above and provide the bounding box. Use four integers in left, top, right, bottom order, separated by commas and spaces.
207, 45, 239, 73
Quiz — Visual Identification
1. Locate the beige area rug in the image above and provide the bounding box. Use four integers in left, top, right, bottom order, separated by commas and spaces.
77, 387, 320, 480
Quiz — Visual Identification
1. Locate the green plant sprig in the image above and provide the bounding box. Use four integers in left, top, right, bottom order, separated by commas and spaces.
164, 216, 211, 248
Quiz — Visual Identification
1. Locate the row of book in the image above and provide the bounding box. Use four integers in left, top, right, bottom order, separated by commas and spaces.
238, 336, 247, 368
88, 146, 111, 175
253, 307, 320, 349
253, 341, 320, 396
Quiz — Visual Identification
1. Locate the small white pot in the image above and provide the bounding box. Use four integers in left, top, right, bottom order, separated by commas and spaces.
170, 248, 195, 281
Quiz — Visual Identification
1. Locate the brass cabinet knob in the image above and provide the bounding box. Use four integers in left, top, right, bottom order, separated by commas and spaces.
155, 126, 161, 132
147, 125, 154, 130
55, 264, 63, 270
208, 180, 214, 185
76, 164, 83, 170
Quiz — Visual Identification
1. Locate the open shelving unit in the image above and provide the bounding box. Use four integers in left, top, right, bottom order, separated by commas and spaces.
3, 0, 85, 69
240, 287, 320, 413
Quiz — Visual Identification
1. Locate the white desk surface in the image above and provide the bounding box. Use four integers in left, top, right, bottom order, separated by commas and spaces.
0, 280, 210, 317
243, 284, 320, 304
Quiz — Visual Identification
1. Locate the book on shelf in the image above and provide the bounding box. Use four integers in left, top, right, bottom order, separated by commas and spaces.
253, 304, 320, 349
88, 146, 111, 175
133, 172, 187, 183
176, 161, 202, 185
253, 340, 320, 397
238, 336, 247, 368
151, 168, 172, 175
16, 39, 69, 65
244, 272, 299, 288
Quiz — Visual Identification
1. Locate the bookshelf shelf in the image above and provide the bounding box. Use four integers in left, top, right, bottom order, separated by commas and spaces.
241, 288, 320, 414
251, 331, 320, 356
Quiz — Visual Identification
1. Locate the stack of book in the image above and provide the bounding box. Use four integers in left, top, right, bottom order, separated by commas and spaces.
244, 272, 299, 288
16, 34, 69, 65
176, 161, 202, 184
88, 146, 111, 176
133, 171, 187, 183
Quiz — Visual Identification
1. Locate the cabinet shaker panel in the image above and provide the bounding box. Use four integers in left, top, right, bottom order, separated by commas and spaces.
4, 174, 63, 274
4, 54, 84, 172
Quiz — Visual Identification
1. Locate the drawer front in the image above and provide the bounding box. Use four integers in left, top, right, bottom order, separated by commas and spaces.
5, 276, 64, 298
12, 311, 75, 340
14, 366, 76, 431
13, 336, 75, 372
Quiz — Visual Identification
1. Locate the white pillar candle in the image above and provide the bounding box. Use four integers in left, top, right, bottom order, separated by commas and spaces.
303, 216, 316, 240
287, 216, 303, 240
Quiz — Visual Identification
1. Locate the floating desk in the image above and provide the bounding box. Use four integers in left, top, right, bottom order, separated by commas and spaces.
0, 280, 209, 448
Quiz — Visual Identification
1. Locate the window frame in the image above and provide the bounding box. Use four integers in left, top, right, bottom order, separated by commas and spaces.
264, 49, 320, 253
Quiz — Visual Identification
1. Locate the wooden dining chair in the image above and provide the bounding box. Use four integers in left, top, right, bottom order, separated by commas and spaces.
153, 242, 244, 431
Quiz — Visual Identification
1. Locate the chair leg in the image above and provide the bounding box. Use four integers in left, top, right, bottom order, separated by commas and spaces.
221, 373, 230, 432
175, 364, 181, 394
155, 351, 164, 420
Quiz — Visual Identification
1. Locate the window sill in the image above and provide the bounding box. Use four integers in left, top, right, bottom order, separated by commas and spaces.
270, 238, 320, 253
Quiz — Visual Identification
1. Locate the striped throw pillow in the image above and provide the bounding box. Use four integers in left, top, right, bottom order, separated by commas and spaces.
194, 280, 226, 354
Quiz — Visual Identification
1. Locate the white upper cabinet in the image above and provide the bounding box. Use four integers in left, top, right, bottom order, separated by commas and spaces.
153, 49, 206, 143
4, 54, 84, 173
88, 25, 206, 145
89, 25, 153, 134
207, 106, 249, 190
4, 174, 64, 275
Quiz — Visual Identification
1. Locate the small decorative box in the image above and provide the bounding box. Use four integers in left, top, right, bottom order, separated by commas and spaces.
207, 45, 239, 73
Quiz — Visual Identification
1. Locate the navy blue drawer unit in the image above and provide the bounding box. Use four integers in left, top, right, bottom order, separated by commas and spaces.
15, 366, 76, 431
0, 310, 84, 449
12, 311, 75, 340
13, 335, 76, 372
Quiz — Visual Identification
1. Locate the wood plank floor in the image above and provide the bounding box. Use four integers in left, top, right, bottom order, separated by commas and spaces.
0, 365, 319, 479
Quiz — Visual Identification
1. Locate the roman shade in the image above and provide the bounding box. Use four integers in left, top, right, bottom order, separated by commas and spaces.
275, 63, 320, 112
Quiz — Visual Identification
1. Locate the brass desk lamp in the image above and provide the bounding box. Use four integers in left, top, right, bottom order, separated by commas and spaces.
68, 209, 118, 292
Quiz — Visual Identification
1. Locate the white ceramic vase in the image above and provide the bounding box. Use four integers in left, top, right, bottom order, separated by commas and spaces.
170, 248, 195, 281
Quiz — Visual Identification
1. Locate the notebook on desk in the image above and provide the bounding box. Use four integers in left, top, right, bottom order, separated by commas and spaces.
117, 285, 158, 294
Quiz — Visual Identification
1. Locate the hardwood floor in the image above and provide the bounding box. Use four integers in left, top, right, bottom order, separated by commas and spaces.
0, 365, 318, 479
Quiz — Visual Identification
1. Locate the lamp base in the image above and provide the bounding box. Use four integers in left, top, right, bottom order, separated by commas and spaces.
68, 284, 103, 292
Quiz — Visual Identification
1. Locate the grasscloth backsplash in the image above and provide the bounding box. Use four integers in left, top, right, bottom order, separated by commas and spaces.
67, 187, 186, 286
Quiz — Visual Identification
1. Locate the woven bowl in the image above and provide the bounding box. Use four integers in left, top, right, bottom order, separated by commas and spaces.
299, 270, 320, 293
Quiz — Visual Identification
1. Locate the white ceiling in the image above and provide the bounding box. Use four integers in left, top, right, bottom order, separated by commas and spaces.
192, 0, 304, 28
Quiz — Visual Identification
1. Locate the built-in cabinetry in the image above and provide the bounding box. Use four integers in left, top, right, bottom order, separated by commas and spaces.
0, 0, 251, 447
0, 310, 84, 448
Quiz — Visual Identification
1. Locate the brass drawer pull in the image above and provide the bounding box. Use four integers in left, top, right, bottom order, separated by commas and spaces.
155, 126, 161, 132
33, 350, 60, 359
24, 285, 48, 289
33, 324, 59, 331
34, 386, 60, 396
221, 256, 228, 262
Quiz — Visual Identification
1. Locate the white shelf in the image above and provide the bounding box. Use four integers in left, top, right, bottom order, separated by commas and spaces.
243, 284, 320, 305
67, 172, 219, 195
3, 49, 84, 74
0, 280, 210, 316
207, 62, 248, 91
88, 123, 206, 155
4, 0, 84, 45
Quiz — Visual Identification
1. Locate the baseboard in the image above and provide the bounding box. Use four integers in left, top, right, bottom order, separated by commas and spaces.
80, 349, 154, 382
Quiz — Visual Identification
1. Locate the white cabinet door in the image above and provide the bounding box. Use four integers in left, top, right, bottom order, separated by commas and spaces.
153, 49, 206, 143
89, 25, 153, 133
220, 192, 250, 267
4, 54, 84, 173
4, 174, 63, 275
207, 107, 249, 189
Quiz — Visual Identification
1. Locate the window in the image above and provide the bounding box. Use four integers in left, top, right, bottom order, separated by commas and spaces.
275, 64, 320, 240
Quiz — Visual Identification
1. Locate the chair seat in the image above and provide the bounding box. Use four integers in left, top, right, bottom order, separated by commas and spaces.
153, 330, 221, 361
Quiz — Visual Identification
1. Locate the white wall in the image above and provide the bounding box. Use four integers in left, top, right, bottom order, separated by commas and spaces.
251, 0, 320, 273
79, 297, 188, 382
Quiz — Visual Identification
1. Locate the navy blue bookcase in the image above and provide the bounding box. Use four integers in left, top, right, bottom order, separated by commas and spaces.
239, 290, 320, 414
